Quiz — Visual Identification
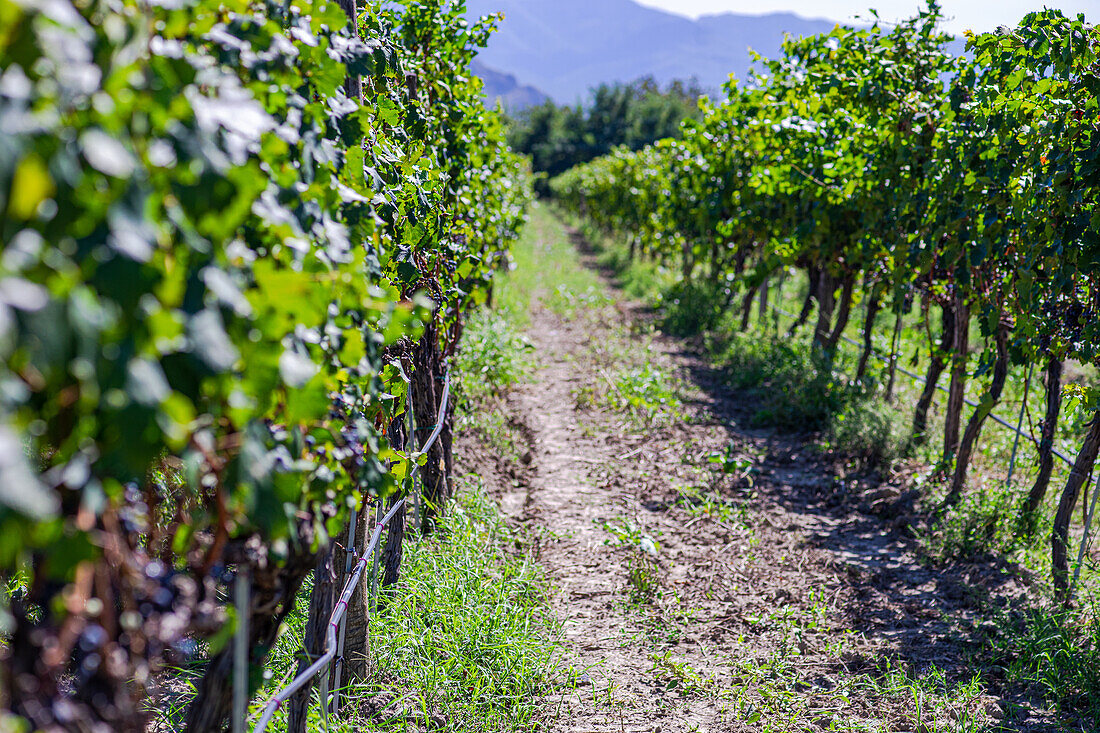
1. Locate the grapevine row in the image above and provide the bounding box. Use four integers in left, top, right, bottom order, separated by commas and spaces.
0, 0, 529, 729
551, 3, 1100, 602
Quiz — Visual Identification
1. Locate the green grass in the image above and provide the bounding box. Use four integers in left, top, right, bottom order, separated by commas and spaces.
826, 396, 909, 468
590, 230, 679, 307
709, 327, 848, 430
657, 280, 729, 337
853, 663, 989, 733
987, 603, 1100, 722
239, 482, 560, 732
453, 305, 533, 461
500, 203, 610, 322
923, 482, 1023, 561
355, 482, 557, 730
605, 362, 684, 426
147, 484, 559, 732
451, 207, 547, 463
455, 308, 532, 407
705, 324, 909, 465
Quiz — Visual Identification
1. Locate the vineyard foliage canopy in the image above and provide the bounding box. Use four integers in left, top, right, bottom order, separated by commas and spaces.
0, 0, 530, 728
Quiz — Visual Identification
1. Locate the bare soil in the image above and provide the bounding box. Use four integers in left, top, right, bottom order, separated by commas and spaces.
459, 219, 1063, 733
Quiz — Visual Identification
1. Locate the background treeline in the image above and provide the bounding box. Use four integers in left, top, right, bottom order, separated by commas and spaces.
507, 77, 704, 194
0, 0, 528, 730
552, 3, 1100, 605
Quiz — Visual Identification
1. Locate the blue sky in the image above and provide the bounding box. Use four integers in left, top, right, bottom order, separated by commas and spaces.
637, 0, 1099, 33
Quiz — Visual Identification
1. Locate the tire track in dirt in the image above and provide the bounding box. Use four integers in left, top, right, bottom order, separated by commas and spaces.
477, 215, 1054, 733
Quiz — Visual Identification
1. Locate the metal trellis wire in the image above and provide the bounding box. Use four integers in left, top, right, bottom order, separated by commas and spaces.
250, 369, 451, 733
770, 303, 1075, 467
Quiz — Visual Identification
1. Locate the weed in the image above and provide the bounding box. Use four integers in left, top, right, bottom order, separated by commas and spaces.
448, 305, 530, 460
358, 483, 558, 730
748, 596, 828, 656
605, 363, 683, 425
2, 566, 31, 627
923, 483, 1022, 561
709, 329, 910, 467
658, 280, 730, 336
703, 442, 754, 478
454, 308, 532, 407
571, 381, 598, 411
597, 518, 661, 556
470, 410, 530, 466
626, 553, 660, 602
858, 662, 989, 733
826, 397, 908, 467
674, 484, 749, 526
452, 227, 536, 463
711, 330, 848, 430
647, 651, 714, 695
988, 604, 1100, 723
596, 517, 664, 603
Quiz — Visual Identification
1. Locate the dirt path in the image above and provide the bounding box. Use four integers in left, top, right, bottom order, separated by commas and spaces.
468, 212, 1051, 733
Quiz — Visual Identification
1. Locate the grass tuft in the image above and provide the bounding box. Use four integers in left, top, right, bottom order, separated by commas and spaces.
657, 279, 729, 337
364, 481, 558, 730
826, 397, 908, 467
455, 308, 532, 407
606, 362, 684, 426
989, 604, 1100, 722
239, 481, 559, 732
711, 330, 846, 430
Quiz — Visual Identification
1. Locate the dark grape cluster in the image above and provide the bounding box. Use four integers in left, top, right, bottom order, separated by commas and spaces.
1039, 294, 1096, 354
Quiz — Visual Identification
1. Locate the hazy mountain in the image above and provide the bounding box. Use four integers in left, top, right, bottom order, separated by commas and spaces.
466, 0, 839, 103
471, 60, 551, 111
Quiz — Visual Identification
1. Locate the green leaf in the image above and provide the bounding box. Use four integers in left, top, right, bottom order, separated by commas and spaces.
8, 154, 54, 220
